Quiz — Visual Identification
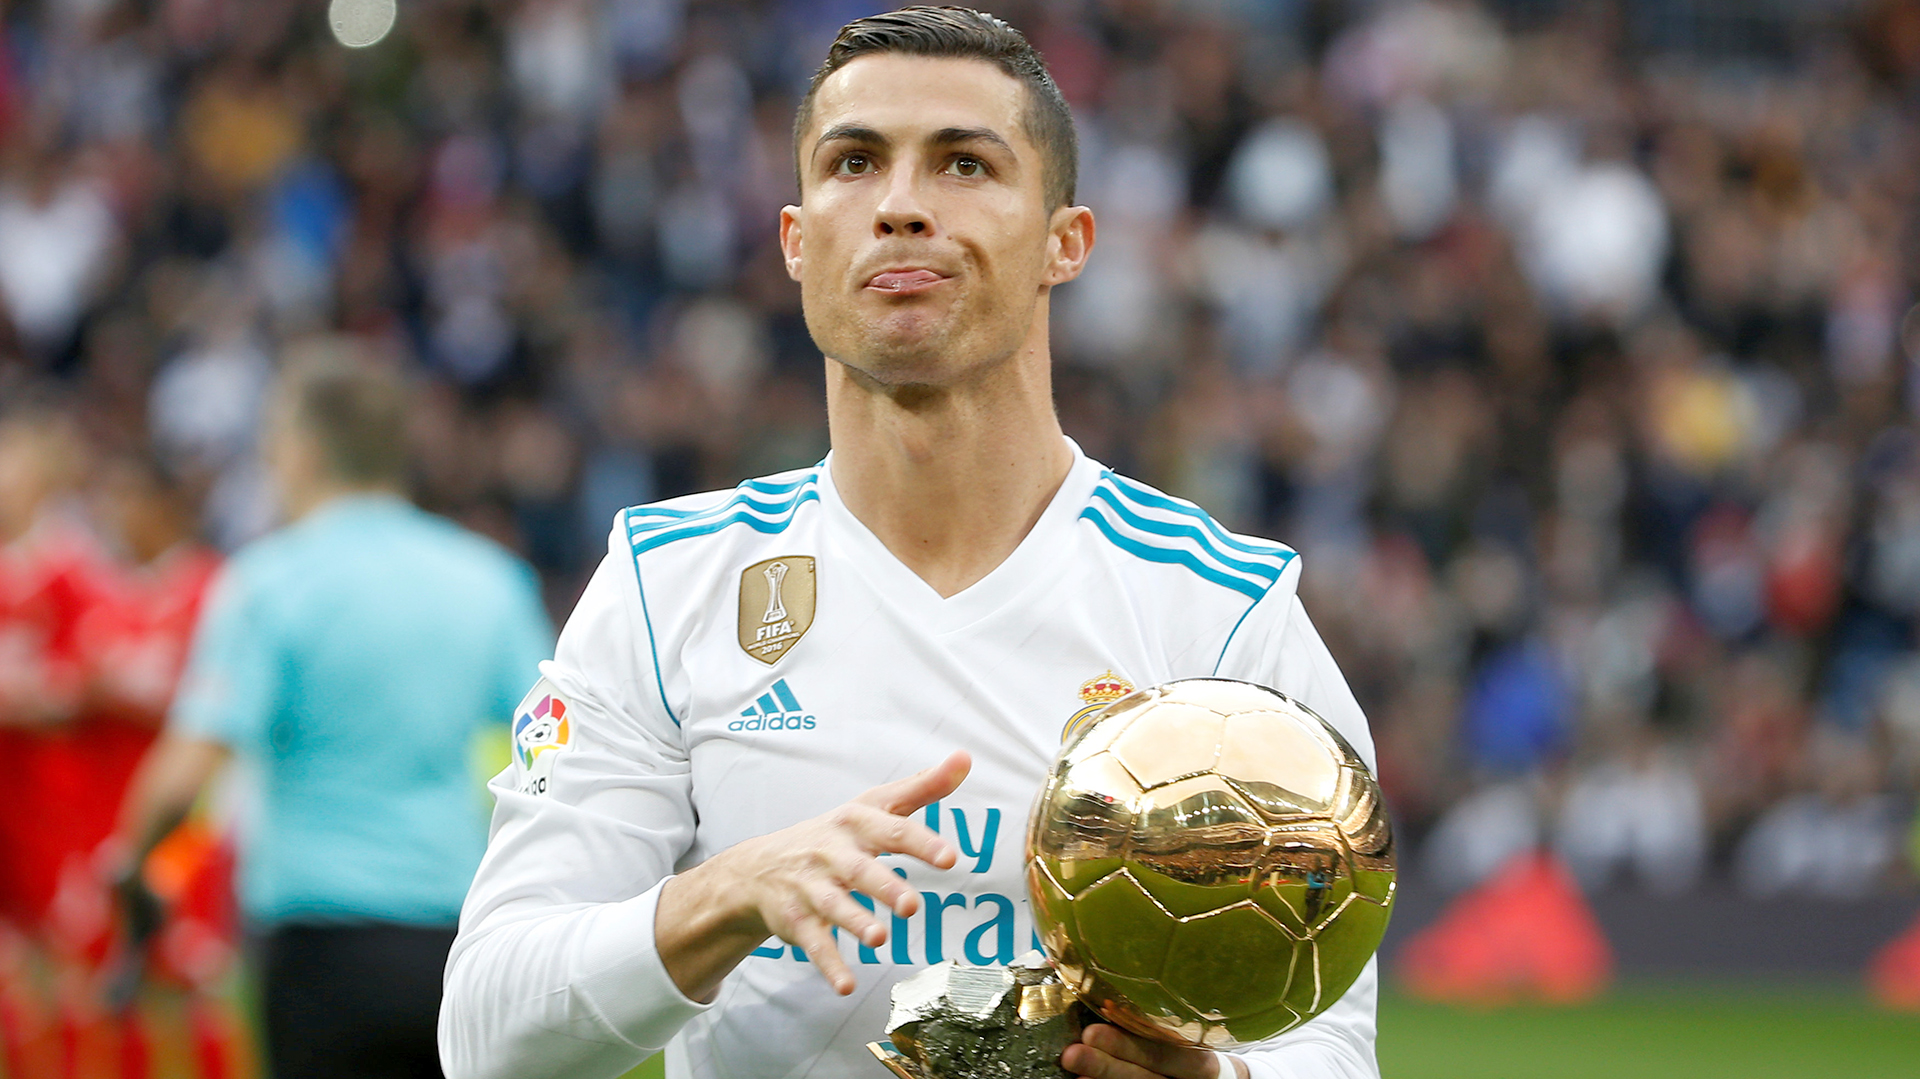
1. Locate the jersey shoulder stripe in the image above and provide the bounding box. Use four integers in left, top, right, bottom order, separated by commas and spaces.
1102, 472, 1295, 561
625, 469, 821, 557
623, 472, 819, 523
1079, 470, 1295, 601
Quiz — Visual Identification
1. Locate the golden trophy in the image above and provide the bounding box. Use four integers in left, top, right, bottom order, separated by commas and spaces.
872, 678, 1395, 1076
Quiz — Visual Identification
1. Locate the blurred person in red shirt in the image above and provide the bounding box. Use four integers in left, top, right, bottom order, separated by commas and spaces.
0, 408, 101, 933
40, 458, 222, 965
81, 459, 223, 728
0, 407, 228, 1077
65, 457, 225, 958
0, 404, 107, 1076
73, 457, 233, 1079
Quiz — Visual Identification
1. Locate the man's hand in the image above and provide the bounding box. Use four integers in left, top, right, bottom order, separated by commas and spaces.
1063, 1025, 1248, 1079
657, 751, 970, 1001
102, 855, 166, 1012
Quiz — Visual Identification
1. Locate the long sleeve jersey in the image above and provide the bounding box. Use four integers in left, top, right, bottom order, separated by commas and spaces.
441, 443, 1381, 1079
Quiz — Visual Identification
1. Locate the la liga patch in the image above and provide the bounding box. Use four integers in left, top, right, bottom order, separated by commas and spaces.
512, 678, 571, 796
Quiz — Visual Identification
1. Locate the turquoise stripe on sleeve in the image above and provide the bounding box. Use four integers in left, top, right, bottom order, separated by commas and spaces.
623, 505, 706, 521
1078, 505, 1267, 600
1103, 472, 1294, 560
622, 508, 680, 727
741, 474, 819, 495
1213, 592, 1269, 676
631, 490, 820, 555
1087, 485, 1289, 584
627, 479, 820, 534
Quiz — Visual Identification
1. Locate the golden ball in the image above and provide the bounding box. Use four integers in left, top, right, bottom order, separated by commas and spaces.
1025, 678, 1395, 1049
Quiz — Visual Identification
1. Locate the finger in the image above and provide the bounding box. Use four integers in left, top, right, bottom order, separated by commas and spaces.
1061, 1041, 1154, 1079
1072, 1025, 1222, 1079
810, 884, 887, 947
834, 803, 956, 871
853, 751, 971, 816
836, 851, 923, 918
787, 916, 857, 995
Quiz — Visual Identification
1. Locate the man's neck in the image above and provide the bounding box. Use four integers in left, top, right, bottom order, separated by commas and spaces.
284, 480, 403, 524
826, 334, 1071, 599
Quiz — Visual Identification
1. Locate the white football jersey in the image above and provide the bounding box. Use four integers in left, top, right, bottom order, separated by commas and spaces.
440, 442, 1381, 1079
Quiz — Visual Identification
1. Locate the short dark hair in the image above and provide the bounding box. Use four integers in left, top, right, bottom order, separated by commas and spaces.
794, 6, 1078, 209
279, 339, 409, 486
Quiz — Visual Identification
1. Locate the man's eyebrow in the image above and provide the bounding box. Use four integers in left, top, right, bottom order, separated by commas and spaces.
928, 127, 1013, 154
812, 124, 888, 161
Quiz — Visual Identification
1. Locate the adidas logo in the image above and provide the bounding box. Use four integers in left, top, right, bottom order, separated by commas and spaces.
729, 678, 817, 732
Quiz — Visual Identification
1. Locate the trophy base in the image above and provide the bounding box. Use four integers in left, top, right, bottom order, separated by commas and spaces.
874, 954, 1089, 1079
867, 1041, 928, 1079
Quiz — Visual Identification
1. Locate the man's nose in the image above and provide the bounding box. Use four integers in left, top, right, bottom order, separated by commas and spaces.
874, 169, 933, 237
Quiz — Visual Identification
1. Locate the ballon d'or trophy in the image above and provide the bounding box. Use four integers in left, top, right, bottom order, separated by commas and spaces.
869, 679, 1396, 1079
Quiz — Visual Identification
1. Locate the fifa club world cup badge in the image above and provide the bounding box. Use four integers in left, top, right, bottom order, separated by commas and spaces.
739, 556, 816, 665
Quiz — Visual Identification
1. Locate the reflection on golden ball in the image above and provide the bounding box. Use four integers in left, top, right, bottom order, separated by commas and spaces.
1025, 679, 1395, 1049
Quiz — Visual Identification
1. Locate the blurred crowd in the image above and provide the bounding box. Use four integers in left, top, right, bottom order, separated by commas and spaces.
2, 0, 1920, 906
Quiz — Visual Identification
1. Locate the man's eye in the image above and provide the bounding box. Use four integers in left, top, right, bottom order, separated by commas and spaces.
836, 154, 873, 176
948, 156, 984, 178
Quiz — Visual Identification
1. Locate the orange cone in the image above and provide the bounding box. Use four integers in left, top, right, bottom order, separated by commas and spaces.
1397, 849, 1614, 1005
1868, 910, 1920, 1009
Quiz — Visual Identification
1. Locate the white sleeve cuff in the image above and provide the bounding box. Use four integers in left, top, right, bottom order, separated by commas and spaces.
573, 876, 715, 1051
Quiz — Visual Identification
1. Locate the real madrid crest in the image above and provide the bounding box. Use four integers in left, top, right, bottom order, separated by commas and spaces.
739, 556, 816, 665
1063, 669, 1134, 742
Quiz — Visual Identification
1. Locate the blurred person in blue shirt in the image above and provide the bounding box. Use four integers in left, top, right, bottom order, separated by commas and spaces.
109, 341, 553, 1079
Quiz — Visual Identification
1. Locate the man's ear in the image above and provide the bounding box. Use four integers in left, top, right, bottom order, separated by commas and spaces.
1042, 205, 1095, 288
779, 206, 803, 281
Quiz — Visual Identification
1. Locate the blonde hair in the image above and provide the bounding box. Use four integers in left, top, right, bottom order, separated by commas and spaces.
276, 338, 410, 485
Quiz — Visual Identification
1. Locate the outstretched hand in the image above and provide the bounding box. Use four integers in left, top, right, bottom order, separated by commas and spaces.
1063, 1025, 1246, 1079
657, 751, 971, 1000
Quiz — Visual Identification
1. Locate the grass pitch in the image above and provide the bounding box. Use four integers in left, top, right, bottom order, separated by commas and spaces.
1377, 983, 1919, 1079
621, 981, 1918, 1078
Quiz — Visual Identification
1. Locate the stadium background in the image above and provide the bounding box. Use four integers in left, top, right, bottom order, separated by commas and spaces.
2, 0, 1920, 1075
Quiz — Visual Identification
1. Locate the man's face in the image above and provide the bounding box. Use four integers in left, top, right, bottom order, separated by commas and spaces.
783, 55, 1080, 388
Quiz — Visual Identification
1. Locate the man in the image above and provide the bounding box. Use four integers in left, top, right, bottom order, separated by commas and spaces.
80, 456, 236, 1072
0, 405, 108, 1077
113, 344, 553, 1079
440, 9, 1379, 1079
0, 408, 95, 932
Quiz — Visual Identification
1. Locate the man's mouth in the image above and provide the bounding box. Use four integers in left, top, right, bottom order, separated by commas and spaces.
865, 269, 949, 295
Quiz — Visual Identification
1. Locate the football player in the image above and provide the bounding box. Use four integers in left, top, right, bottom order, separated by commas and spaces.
442, 9, 1379, 1079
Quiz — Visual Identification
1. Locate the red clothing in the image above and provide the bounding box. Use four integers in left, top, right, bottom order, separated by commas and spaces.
0, 528, 220, 949
0, 521, 112, 931
76, 546, 223, 726
56, 547, 222, 961
0, 521, 101, 717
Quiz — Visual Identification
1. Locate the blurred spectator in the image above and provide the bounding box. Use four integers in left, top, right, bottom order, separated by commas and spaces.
0, 137, 119, 369
1422, 780, 1544, 895
1555, 731, 1708, 894
111, 347, 552, 1079
1735, 730, 1906, 899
